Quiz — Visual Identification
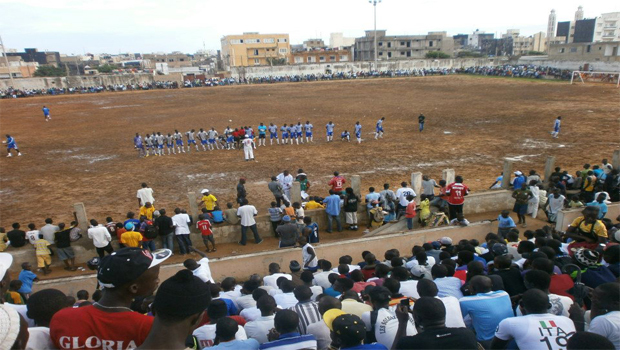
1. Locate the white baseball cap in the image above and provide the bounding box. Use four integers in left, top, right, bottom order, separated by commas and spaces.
0, 304, 20, 349
201, 189, 209, 194
245, 134, 250, 138
514, 171, 522, 176
0, 253, 13, 281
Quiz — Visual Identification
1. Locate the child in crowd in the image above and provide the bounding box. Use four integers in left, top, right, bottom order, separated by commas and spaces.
497, 210, 517, 239
5, 280, 25, 304
405, 195, 417, 230
305, 196, 324, 210
283, 201, 295, 217
568, 195, 584, 209
115, 222, 126, 248
211, 206, 224, 224
69, 221, 82, 242
293, 202, 305, 230
34, 233, 52, 275
268, 202, 283, 237
197, 214, 216, 252
369, 201, 387, 228
302, 216, 319, 243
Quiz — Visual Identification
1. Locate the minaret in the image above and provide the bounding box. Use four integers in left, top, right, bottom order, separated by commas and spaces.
575, 6, 584, 21
547, 9, 556, 50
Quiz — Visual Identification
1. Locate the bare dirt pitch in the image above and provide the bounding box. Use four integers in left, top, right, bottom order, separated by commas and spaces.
0, 75, 618, 227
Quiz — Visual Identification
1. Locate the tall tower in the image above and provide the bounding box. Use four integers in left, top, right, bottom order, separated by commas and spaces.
575, 6, 584, 21
547, 9, 557, 48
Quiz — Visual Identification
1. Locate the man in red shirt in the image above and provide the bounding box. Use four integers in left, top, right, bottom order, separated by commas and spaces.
50, 247, 171, 349
328, 171, 346, 194
441, 175, 470, 220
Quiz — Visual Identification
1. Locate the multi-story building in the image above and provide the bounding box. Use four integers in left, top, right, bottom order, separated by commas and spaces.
329, 33, 355, 49
303, 39, 325, 50
142, 53, 192, 69
594, 12, 620, 42
291, 48, 353, 64
512, 32, 546, 55
547, 9, 557, 50
6, 48, 61, 67
354, 30, 454, 61
220, 33, 290, 69
548, 41, 620, 62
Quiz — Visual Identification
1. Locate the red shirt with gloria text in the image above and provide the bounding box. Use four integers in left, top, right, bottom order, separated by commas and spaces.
50, 305, 153, 350
445, 183, 469, 205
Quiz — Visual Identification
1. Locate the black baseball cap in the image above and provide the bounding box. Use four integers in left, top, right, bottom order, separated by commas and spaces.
332, 314, 367, 343
98, 248, 171, 288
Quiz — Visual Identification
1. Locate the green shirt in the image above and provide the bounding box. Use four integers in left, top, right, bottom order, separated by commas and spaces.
513, 189, 532, 205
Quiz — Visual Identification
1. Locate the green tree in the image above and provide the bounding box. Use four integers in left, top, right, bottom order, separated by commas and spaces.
526, 51, 546, 56
97, 64, 117, 73
457, 51, 484, 58
266, 58, 287, 66
33, 65, 66, 77
425, 51, 451, 59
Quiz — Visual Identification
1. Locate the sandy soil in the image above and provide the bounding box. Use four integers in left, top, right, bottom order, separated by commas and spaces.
0, 75, 618, 227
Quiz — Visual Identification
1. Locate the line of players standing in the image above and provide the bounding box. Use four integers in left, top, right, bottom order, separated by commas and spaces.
133, 117, 387, 157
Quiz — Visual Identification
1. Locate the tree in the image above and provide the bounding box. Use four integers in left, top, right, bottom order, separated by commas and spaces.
97, 64, 117, 73
526, 51, 546, 56
266, 58, 287, 66
457, 51, 484, 58
425, 51, 451, 59
33, 65, 66, 77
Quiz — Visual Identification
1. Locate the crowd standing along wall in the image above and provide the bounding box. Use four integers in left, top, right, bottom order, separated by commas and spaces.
31, 221, 494, 296
515, 57, 620, 72
0, 73, 156, 90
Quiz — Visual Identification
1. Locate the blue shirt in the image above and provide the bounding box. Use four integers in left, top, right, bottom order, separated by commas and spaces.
134, 136, 143, 147
587, 201, 608, 219
343, 344, 388, 350
221, 297, 238, 316
269, 125, 277, 133
305, 123, 313, 131
365, 192, 380, 209
6, 137, 16, 147
497, 215, 516, 228
43, 107, 50, 115
324, 287, 341, 297
554, 119, 561, 131
459, 291, 513, 341
211, 210, 224, 223
258, 125, 267, 135
123, 219, 141, 230
512, 175, 526, 189
211, 339, 259, 350
260, 333, 317, 350
434, 277, 464, 299
18, 270, 37, 294
324, 195, 341, 216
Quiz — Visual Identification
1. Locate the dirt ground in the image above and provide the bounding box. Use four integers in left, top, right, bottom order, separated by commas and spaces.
0, 75, 618, 227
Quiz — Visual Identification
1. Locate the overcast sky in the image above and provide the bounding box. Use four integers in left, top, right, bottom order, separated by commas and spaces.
0, 0, 617, 55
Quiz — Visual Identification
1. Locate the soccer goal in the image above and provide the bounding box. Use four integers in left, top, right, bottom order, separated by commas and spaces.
570, 71, 620, 87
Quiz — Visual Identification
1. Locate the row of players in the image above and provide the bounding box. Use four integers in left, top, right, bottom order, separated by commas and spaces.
133, 118, 386, 156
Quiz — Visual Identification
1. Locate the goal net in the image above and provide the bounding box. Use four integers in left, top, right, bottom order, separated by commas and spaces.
570, 71, 620, 87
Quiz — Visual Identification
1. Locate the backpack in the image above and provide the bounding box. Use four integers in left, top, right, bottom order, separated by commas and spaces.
372, 208, 385, 223
144, 221, 158, 239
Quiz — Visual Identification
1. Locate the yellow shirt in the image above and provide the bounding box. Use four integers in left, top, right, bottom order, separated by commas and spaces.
569, 216, 608, 238
201, 194, 217, 211
139, 206, 155, 220
305, 201, 324, 210
583, 176, 596, 191
0, 232, 7, 252
121, 231, 143, 247
33, 239, 51, 255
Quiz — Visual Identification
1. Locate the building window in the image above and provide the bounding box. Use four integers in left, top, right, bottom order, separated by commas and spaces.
230, 39, 241, 44
246, 39, 260, 44
570, 47, 577, 53
388, 52, 392, 58
294, 56, 303, 63
264, 38, 275, 43
429, 41, 433, 47
587, 45, 591, 52
560, 48, 565, 53
330, 56, 336, 60
400, 51, 405, 55
180, 58, 184, 61
378, 42, 383, 46
307, 56, 314, 62
279, 48, 287, 54
278, 38, 287, 43
254, 58, 260, 64
254, 49, 259, 55
387, 42, 392, 48
400, 41, 405, 45
407, 51, 411, 57
168, 59, 174, 62
340, 55, 348, 61
379, 52, 383, 56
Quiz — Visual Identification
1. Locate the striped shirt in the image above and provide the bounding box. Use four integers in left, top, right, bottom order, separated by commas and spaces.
288, 301, 321, 335
259, 333, 317, 350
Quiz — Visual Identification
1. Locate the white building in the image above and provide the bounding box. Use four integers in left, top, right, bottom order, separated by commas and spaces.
594, 12, 620, 42
329, 33, 355, 49
547, 9, 557, 50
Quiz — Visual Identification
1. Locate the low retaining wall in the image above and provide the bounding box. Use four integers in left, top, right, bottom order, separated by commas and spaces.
555, 203, 620, 231
31, 221, 493, 295
0, 73, 156, 90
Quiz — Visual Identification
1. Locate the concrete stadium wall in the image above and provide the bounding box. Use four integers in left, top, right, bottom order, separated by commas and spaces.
31, 221, 493, 295
0, 74, 155, 90
515, 58, 620, 72
231, 58, 496, 78
555, 204, 620, 231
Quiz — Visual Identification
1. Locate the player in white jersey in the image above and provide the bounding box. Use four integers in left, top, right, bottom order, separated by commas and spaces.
242, 134, 256, 161
156, 132, 165, 156
304, 121, 313, 143
144, 134, 154, 156
268, 123, 279, 145
166, 133, 175, 155
551, 116, 561, 138
174, 130, 185, 153
281, 124, 289, 144
341, 130, 350, 142
375, 117, 385, 139
295, 122, 304, 144
197, 128, 208, 151
186, 129, 198, 152
326, 121, 335, 142
354, 121, 363, 144
207, 128, 219, 150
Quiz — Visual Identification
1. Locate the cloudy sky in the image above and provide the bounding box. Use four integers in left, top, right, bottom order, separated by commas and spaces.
0, 0, 617, 54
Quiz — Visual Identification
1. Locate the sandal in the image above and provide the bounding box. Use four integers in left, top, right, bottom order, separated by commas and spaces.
211, 248, 217, 252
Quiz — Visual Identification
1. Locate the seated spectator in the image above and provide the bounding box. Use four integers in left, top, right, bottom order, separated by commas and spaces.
572, 249, 615, 289
340, 290, 373, 318
453, 251, 475, 282
570, 283, 619, 348
300, 271, 323, 301
5, 280, 24, 304
523, 270, 572, 316
416, 279, 465, 328
193, 300, 247, 347
351, 270, 376, 293
273, 280, 297, 309
210, 318, 260, 350
459, 276, 513, 348
277, 216, 298, 248
237, 280, 261, 312
491, 289, 576, 350
603, 245, 619, 278
313, 260, 333, 290
223, 202, 240, 225
409, 252, 433, 280
290, 285, 321, 335
239, 288, 268, 322
324, 273, 342, 298
391, 267, 419, 299
361, 286, 416, 349
258, 309, 317, 350
449, 213, 470, 226
461, 261, 504, 296
431, 264, 463, 299
25, 288, 70, 349
50, 247, 171, 349
567, 332, 615, 350
327, 312, 387, 350
263, 263, 292, 289
393, 297, 477, 350
244, 295, 276, 344
490, 255, 526, 297
137, 269, 210, 350
211, 206, 224, 224
367, 264, 390, 287
563, 206, 607, 254
7, 223, 26, 248
0, 303, 29, 349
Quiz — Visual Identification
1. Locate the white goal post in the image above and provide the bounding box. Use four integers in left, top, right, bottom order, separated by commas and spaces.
570, 71, 620, 87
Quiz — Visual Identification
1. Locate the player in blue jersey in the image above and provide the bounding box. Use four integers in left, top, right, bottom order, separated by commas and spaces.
257, 123, 267, 146
155, 132, 165, 156
226, 133, 234, 150
289, 123, 296, 145
207, 128, 219, 150
197, 128, 208, 151
281, 124, 289, 144
341, 130, 350, 142
296, 122, 304, 144
268, 123, 279, 145
42, 106, 51, 122
166, 133, 175, 155
354, 121, 363, 144
375, 117, 385, 139
173, 130, 185, 153
4, 134, 22, 157
551, 116, 561, 138
186, 129, 198, 152
134, 133, 145, 157
304, 121, 313, 143
326, 121, 335, 142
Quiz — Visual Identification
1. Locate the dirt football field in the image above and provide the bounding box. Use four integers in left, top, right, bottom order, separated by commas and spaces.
0, 75, 619, 227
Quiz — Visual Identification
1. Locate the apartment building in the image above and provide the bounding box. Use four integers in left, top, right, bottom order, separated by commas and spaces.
354, 30, 454, 61
220, 33, 290, 68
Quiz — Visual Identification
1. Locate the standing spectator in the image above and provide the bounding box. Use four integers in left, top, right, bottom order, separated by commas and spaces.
512, 183, 533, 228
54, 223, 77, 271
223, 202, 240, 225
120, 223, 143, 248
379, 184, 397, 222
7, 223, 26, 248
200, 189, 218, 213
88, 219, 113, 258
40, 218, 59, 245
443, 176, 469, 220
268, 176, 285, 207
365, 187, 381, 229
259, 309, 317, 349
344, 188, 360, 231
104, 217, 116, 237
237, 199, 263, 246
497, 210, 517, 239
237, 178, 248, 206
17, 262, 38, 299
154, 208, 174, 251
277, 170, 294, 201
124, 212, 140, 231
421, 175, 439, 201
328, 171, 346, 194
459, 276, 513, 348
405, 195, 417, 230
268, 202, 283, 237
33, 234, 52, 275
583, 171, 597, 203
544, 188, 566, 223
139, 202, 155, 220
172, 208, 192, 255
137, 182, 155, 207
512, 171, 526, 190
324, 190, 343, 233
588, 193, 608, 219
276, 216, 298, 248
528, 181, 541, 219
395, 182, 416, 220
299, 236, 318, 271
197, 214, 216, 252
